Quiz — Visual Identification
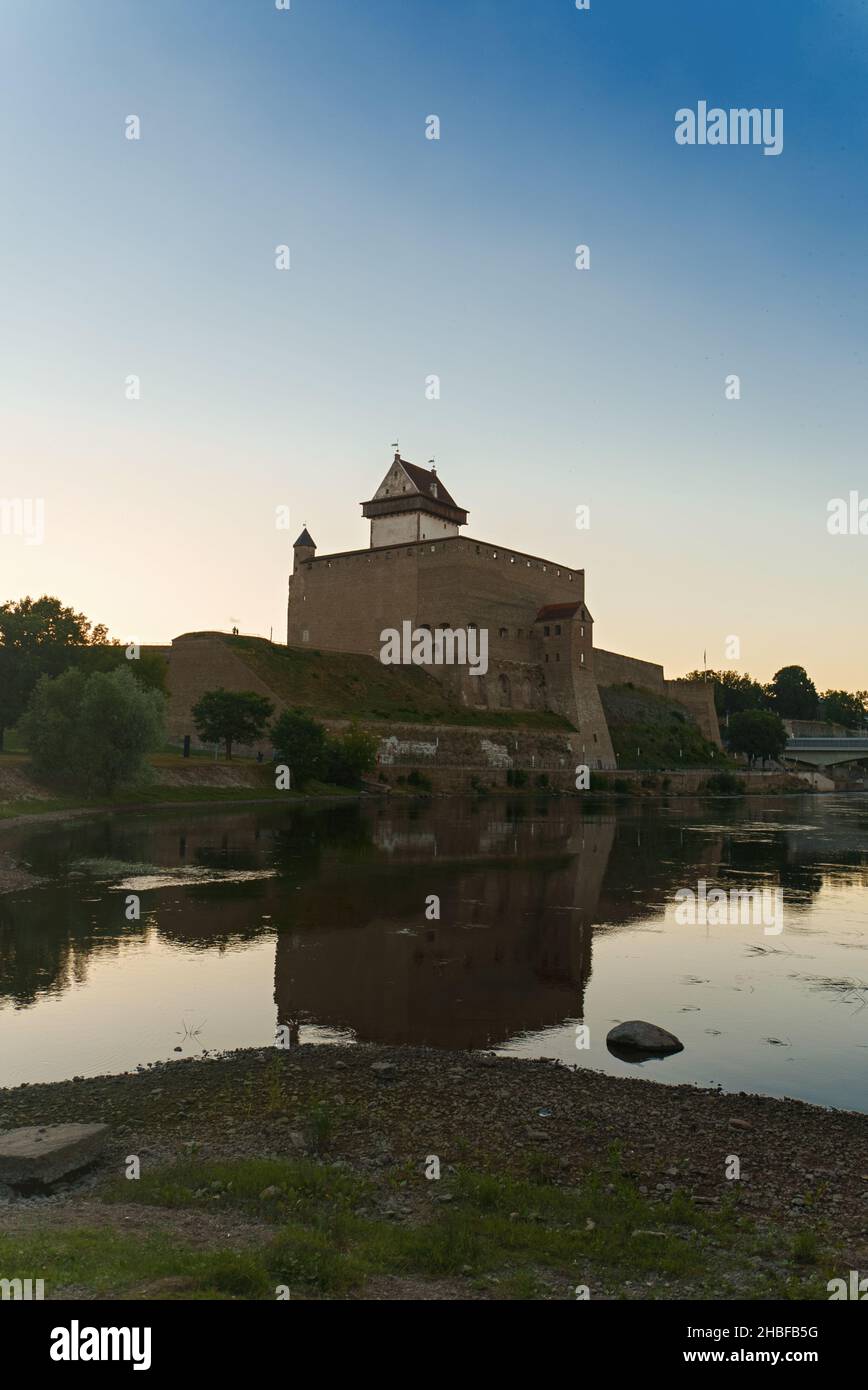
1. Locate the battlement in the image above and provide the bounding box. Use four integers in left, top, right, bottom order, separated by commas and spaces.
296, 533, 584, 585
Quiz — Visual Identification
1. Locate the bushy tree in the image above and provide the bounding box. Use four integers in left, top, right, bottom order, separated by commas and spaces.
191, 688, 274, 759
682, 669, 767, 719
325, 724, 379, 785
79, 645, 168, 694
765, 665, 819, 720
20, 667, 166, 795
0, 596, 110, 750
820, 689, 867, 730
270, 709, 327, 786
727, 709, 788, 768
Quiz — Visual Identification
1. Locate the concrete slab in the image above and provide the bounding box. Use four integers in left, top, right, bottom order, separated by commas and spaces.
0, 1123, 109, 1185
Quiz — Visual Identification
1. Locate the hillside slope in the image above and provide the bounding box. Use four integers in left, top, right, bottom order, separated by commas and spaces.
600, 683, 726, 769
227, 636, 571, 731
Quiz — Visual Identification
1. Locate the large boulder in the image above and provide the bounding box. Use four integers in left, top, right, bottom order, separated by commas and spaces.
606, 1021, 684, 1057
0, 1124, 109, 1186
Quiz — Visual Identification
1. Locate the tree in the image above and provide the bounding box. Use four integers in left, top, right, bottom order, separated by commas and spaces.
191, 688, 274, 759
683, 669, 767, 719
270, 709, 327, 786
820, 689, 867, 730
20, 667, 166, 795
765, 665, 819, 720
325, 723, 379, 786
79, 645, 168, 694
727, 709, 788, 768
0, 596, 110, 751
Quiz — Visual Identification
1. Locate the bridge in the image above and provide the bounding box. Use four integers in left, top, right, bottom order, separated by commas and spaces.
783, 737, 868, 768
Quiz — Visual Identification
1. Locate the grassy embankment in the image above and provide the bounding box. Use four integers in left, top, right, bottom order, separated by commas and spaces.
0, 733, 354, 823
227, 634, 572, 732
600, 684, 728, 771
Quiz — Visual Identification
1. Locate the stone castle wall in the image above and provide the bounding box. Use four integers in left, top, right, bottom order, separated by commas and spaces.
288, 534, 585, 667
593, 649, 722, 747
593, 647, 666, 691
663, 679, 723, 747
285, 533, 615, 763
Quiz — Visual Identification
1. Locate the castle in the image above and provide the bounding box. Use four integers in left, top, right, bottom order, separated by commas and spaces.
287, 454, 720, 767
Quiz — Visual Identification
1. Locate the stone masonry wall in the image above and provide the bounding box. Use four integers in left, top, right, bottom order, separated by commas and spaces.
287, 534, 584, 668
593, 647, 665, 691
663, 679, 723, 747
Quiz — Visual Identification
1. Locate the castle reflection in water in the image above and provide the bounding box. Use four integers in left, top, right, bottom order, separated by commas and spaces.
0, 796, 739, 1049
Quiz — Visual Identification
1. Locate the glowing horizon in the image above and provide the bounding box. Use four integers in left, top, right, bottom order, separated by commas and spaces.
2, 0, 866, 689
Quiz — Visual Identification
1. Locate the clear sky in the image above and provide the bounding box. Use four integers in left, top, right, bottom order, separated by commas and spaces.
2, 0, 866, 687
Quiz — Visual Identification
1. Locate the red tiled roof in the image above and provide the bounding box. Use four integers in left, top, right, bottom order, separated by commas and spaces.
535, 603, 581, 622
398, 457, 461, 509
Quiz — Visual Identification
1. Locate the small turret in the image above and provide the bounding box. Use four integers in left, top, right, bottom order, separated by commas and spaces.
293, 526, 316, 572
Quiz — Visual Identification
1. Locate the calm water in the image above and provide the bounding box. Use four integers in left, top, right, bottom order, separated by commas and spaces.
1, 795, 867, 1110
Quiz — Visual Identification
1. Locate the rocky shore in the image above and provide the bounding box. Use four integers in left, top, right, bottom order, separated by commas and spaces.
0, 1044, 865, 1299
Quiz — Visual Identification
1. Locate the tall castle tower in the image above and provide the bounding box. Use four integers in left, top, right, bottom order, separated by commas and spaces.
361, 453, 468, 547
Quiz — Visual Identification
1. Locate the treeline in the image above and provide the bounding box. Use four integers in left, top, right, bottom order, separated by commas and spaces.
682, 664, 867, 729
1, 595, 377, 796
0, 595, 166, 752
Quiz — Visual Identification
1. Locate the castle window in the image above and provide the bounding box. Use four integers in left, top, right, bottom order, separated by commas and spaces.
556, 570, 560, 577
526, 561, 531, 567
302, 629, 309, 642
580, 652, 585, 664
499, 627, 507, 638
580, 625, 584, 637
492, 551, 497, 558
555, 624, 561, 635
545, 654, 549, 663
544, 625, 550, 637
517, 628, 523, 638
475, 545, 480, 554
556, 653, 560, 662
430, 545, 435, 552
509, 556, 515, 564
568, 573, 573, 580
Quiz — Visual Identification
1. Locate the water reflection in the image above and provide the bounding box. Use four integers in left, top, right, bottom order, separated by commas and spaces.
0, 795, 866, 1106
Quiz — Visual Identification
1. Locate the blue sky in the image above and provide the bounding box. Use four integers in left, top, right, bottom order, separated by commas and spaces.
1, 0, 866, 685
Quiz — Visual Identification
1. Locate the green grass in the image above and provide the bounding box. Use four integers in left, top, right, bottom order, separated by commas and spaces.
601, 684, 729, 770
33, 1154, 834, 1301
227, 634, 572, 732
0, 1227, 273, 1300
0, 761, 357, 821
0, 785, 296, 821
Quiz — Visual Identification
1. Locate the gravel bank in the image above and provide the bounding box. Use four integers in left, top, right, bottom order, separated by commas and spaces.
0, 1044, 865, 1263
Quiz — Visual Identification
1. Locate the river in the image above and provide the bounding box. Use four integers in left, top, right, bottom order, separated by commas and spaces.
0, 793, 866, 1109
